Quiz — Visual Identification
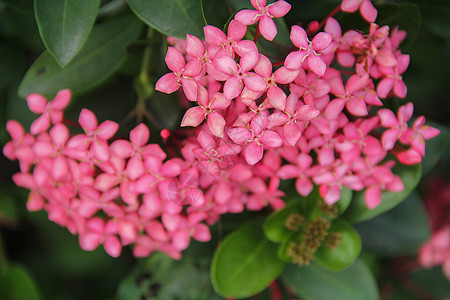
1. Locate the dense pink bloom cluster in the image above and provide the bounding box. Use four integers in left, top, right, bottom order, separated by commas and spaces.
3, 0, 439, 258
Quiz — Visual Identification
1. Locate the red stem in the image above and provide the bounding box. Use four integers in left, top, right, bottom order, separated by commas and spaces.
63, 118, 80, 128
254, 22, 260, 43
311, 4, 342, 35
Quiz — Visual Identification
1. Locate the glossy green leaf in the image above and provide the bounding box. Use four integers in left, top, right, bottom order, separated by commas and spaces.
211, 218, 285, 299
264, 201, 303, 243
376, 3, 422, 48
314, 219, 361, 271
355, 192, 431, 256
344, 162, 422, 223
281, 259, 379, 300
126, 0, 205, 39
0, 265, 42, 300
34, 0, 100, 66
202, 0, 229, 29
18, 15, 142, 99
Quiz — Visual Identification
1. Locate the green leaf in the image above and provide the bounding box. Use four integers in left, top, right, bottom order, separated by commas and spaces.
211, 218, 285, 299
0, 265, 42, 300
18, 15, 142, 99
264, 201, 303, 243
410, 0, 450, 39
410, 267, 450, 299
355, 192, 431, 256
117, 252, 214, 300
421, 121, 450, 175
335, 187, 352, 217
0, 192, 19, 226
376, 3, 422, 48
34, 0, 100, 66
202, 0, 229, 29
126, 0, 205, 39
281, 259, 379, 300
0, 0, 33, 15
344, 162, 422, 223
314, 219, 361, 271
0, 6, 44, 51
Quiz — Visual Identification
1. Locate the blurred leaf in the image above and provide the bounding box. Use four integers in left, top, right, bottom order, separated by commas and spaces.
344, 162, 422, 223
34, 0, 100, 66
0, 7, 44, 50
376, 3, 422, 48
126, 0, 205, 39
0, 42, 27, 89
410, 266, 450, 299
0, 192, 19, 226
410, 0, 450, 39
421, 121, 450, 175
0, 0, 33, 15
355, 192, 430, 257
211, 218, 285, 299
281, 259, 378, 300
118, 252, 215, 300
18, 15, 142, 99
0, 264, 42, 300
314, 219, 361, 271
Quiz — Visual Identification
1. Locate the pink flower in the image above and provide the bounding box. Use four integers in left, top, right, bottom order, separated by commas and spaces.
155, 47, 202, 101
66, 109, 119, 162
214, 53, 266, 100
378, 102, 414, 150
341, 0, 377, 23
285, 26, 332, 76
180, 86, 231, 138
26, 89, 71, 135
228, 111, 282, 165
235, 0, 291, 41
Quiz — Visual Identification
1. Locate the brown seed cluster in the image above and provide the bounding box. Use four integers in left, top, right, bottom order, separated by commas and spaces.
326, 232, 342, 250
285, 216, 332, 266
284, 213, 305, 231
319, 201, 339, 218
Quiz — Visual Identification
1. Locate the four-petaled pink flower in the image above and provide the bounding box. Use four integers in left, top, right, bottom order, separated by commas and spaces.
285, 26, 332, 76
155, 47, 202, 101
228, 111, 282, 165
26, 89, 71, 135
341, 0, 377, 23
235, 0, 291, 41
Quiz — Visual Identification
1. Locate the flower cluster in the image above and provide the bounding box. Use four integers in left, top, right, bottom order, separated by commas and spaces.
3, 0, 439, 258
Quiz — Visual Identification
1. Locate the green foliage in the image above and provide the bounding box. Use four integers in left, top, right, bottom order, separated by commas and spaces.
34, 0, 100, 66
0, 265, 42, 300
126, 0, 207, 39
344, 163, 422, 223
355, 192, 431, 256
18, 15, 142, 99
376, 3, 422, 48
117, 253, 215, 300
281, 259, 379, 300
410, 0, 450, 39
314, 219, 361, 271
211, 218, 285, 299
